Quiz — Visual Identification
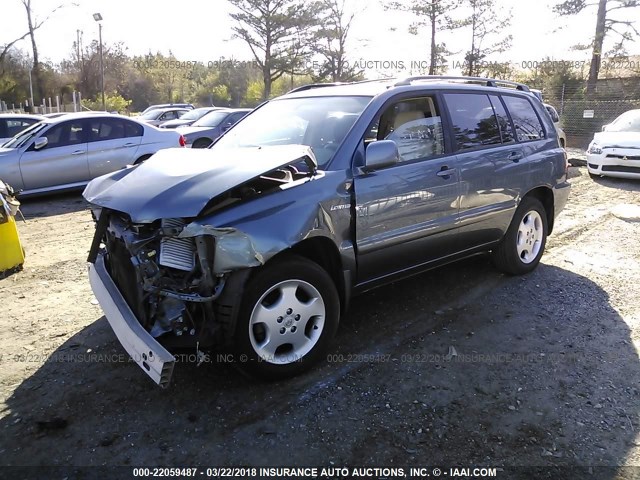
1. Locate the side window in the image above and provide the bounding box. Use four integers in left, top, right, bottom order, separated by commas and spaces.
124, 120, 144, 138
489, 95, 515, 144
444, 93, 502, 150
162, 111, 178, 121
228, 112, 246, 125
42, 120, 85, 148
7, 119, 37, 137
0, 120, 7, 138
89, 118, 126, 142
502, 95, 545, 142
367, 97, 445, 163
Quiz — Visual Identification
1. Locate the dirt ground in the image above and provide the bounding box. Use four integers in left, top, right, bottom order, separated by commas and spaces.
1, 151, 639, 476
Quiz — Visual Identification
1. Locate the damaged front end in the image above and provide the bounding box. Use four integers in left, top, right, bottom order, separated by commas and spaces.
86, 145, 320, 387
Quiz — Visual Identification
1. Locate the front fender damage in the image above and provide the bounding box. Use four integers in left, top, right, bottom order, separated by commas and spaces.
178, 223, 265, 274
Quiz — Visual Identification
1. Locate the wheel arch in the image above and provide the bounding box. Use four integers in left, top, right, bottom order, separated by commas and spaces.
134, 154, 152, 165
280, 237, 347, 313
523, 186, 555, 234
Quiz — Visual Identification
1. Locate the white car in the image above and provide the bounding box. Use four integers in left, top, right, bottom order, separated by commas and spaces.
544, 104, 567, 148
587, 109, 640, 179
0, 113, 185, 195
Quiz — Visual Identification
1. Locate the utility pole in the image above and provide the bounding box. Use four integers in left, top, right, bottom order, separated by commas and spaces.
93, 13, 105, 110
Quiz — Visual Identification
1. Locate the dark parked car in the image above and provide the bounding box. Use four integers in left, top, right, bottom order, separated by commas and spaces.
85, 76, 570, 387
158, 107, 220, 129
177, 108, 252, 148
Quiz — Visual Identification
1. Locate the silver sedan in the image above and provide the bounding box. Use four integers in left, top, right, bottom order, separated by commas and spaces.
0, 113, 185, 195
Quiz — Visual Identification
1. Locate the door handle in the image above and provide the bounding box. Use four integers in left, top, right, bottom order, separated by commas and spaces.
71, 150, 85, 155
508, 151, 523, 162
436, 166, 455, 179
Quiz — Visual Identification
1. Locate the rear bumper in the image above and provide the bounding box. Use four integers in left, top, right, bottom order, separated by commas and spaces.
88, 252, 175, 387
552, 180, 571, 230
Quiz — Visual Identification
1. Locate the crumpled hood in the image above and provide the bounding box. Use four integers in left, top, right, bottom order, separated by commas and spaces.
593, 131, 640, 149
83, 145, 316, 223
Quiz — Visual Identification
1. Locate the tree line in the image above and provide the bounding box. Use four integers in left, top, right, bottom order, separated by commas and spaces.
0, 0, 638, 112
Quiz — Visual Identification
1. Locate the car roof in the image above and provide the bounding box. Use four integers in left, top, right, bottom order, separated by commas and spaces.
0, 113, 46, 120
41, 112, 143, 124
278, 76, 536, 100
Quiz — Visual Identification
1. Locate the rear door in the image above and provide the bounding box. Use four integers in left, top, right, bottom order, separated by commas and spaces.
87, 117, 143, 178
18, 118, 89, 190
442, 92, 527, 249
354, 94, 460, 282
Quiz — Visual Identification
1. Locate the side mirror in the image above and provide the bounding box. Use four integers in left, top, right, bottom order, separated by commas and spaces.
602, 124, 609, 132
364, 140, 399, 171
33, 137, 48, 150
221, 122, 233, 132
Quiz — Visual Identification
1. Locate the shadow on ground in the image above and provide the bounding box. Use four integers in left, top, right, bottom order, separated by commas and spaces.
18, 191, 88, 219
1, 257, 638, 477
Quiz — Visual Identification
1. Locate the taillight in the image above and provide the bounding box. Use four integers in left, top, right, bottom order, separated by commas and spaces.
179, 135, 186, 147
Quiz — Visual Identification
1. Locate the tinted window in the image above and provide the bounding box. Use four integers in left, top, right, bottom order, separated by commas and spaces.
227, 112, 248, 124
124, 120, 144, 137
444, 93, 502, 150
502, 95, 545, 142
489, 95, 515, 144
89, 118, 126, 141
43, 120, 86, 148
6, 118, 38, 137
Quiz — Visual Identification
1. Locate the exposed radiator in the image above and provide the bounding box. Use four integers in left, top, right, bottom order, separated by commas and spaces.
159, 218, 196, 271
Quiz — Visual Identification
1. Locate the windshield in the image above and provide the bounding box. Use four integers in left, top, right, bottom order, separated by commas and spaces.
193, 111, 232, 128
140, 109, 162, 120
2, 121, 48, 149
179, 108, 211, 121
213, 96, 371, 167
608, 110, 640, 132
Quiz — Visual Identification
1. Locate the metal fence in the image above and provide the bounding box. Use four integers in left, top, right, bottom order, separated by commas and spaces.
540, 82, 640, 149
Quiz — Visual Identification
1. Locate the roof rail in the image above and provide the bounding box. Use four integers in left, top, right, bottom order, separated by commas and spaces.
393, 75, 531, 92
287, 83, 345, 94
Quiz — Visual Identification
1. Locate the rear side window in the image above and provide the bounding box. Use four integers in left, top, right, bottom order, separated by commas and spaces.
489, 95, 515, 144
124, 120, 143, 137
89, 118, 125, 141
502, 95, 545, 142
444, 93, 502, 150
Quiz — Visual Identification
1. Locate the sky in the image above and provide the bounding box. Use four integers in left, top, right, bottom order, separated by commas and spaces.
0, 0, 636, 77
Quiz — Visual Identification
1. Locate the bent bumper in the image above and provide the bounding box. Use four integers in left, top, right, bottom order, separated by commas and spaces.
88, 252, 175, 387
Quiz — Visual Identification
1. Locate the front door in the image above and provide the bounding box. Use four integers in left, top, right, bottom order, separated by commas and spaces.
19, 118, 89, 190
354, 95, 460, 283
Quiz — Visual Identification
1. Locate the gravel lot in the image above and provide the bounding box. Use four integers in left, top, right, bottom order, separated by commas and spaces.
1, 154, 639, 475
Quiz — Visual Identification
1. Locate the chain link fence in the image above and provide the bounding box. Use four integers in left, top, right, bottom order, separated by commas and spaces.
540, 81, 640, 149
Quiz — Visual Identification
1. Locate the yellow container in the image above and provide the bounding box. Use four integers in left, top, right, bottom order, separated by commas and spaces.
0, 214, 25, 274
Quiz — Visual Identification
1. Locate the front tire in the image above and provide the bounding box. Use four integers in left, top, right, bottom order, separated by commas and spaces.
492, 197, 548, 275
235, 255, 340, 379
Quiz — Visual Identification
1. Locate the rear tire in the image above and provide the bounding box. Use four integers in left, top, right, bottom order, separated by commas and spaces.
234, 255, 340, 379
192, 138, 212, 149
492, 197, 548, 275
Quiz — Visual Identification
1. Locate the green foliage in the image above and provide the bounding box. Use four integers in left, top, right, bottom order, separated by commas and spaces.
82, 92, 131, 113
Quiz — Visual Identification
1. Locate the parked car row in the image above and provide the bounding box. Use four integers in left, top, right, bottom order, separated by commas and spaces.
0, 113, 185, 195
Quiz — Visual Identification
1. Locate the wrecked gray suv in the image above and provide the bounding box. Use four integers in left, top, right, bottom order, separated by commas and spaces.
85, 76, 570, 387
